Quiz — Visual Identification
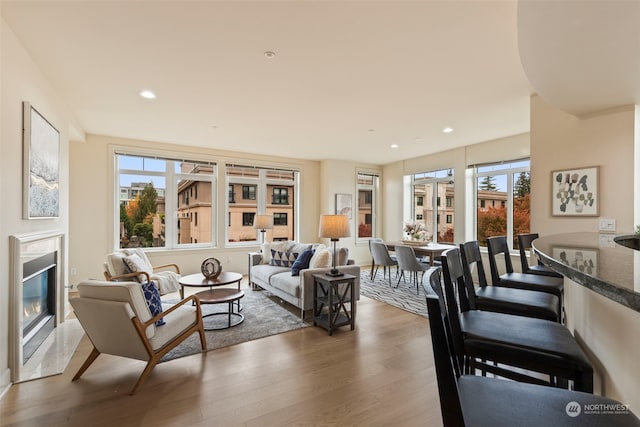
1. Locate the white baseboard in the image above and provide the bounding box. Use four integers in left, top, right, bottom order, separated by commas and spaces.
0, 368, 12, 401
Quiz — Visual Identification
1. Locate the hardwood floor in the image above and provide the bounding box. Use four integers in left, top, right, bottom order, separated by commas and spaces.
0, 281, 442, 427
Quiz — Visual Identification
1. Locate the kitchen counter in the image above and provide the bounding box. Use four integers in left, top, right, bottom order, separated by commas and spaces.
533, 232, 640, 312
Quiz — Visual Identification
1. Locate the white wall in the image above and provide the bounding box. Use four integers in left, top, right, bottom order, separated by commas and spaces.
1, 18, 72, 393
530, 94, 640, 410
317, 160, 383, 265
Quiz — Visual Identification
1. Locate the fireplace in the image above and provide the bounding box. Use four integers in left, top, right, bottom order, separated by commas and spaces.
10, 231, 66, 382
22, 251, 57, 364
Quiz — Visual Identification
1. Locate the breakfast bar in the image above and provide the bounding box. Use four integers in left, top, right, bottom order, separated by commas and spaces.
532, 232, 640, 412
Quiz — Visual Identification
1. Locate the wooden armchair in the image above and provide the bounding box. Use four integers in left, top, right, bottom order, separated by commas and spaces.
104, 248, 181, 295
69, 279, 206, 395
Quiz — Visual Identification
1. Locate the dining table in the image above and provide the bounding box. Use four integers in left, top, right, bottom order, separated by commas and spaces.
385, 241, 456, 266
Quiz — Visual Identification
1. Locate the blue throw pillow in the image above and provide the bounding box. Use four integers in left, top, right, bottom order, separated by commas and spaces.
141, 281, 165, 326
291, 249, 314, 276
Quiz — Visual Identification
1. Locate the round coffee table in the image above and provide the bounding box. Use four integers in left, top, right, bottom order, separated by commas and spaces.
178, 271, 243, 299
196, 288, 245, 330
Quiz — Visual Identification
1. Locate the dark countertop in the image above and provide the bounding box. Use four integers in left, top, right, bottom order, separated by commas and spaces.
533, 232, 640, 313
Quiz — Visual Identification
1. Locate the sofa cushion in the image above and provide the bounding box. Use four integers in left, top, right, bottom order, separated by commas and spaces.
262, 241, 290, 264
270, 250, 299, 267
336, 247, 350, 266
251, 264, 291, 285
288, 242, 312, 255
270, 272, 302, 298
291, 249, 314, 276
309, 248, 332, 268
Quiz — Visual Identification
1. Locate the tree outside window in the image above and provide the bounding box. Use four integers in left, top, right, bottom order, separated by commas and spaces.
475, 161, 530, 249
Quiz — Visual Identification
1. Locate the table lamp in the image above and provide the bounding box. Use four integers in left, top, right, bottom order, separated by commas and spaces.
318, 214, 351, 277
253, 214, 273, 248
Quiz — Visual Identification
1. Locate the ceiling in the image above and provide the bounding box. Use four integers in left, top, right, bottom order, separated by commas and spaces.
2, 1, 638, 165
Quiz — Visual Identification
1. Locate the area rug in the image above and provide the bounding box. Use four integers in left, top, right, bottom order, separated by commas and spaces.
160, 288, 309, 362
359, 270, 428, 317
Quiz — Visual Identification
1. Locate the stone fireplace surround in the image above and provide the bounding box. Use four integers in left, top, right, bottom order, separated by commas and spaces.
9, 231, 83, 383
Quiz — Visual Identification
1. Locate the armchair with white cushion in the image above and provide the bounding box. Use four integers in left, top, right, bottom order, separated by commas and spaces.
69, 279, 206, 395
104, 248, 180, 295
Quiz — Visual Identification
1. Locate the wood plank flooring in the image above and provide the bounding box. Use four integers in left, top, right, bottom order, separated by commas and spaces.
0, 281, 442, 427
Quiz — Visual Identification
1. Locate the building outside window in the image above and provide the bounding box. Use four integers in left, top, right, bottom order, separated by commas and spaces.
243, 185, 256, 200
474, 159, 530, 249
356, 172, 379, 239
226, 165, 298, 244
242, 212, 255, 226
273, 212, 288, 226
272, 187, 289, 205
116, 153, 215, 249
410, 168, 454, 243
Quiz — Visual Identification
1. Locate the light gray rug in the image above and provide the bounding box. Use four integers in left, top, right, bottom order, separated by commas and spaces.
359, 270, 428, 317
161, 288, 309, 362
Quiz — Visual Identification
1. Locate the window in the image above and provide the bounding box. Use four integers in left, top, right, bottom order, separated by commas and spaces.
226, 165, 298, 244
243, 185, 256, 200
356, 172, 379, 239
410, 168, 455, 243
474, 159, 530, 249
116, 153, 216, 249
273, 212, 288, 225
243, 212, 255, 226
272, 187, 289, 205
228, 185, 235, 203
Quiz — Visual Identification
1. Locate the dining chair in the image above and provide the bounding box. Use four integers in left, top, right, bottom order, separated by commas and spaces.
460, 240, 560, 322
518, 233, 564, 278
423, 267, 639, 427
395, 245, 430, 295
370, 241, 398, 287
439, 248, 593, 392
368, 238, 384, 279
487, 235, 564, 316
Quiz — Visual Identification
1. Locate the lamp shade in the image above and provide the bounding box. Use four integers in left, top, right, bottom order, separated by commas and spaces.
253, 214, 274, 230
318, 214, 351, 240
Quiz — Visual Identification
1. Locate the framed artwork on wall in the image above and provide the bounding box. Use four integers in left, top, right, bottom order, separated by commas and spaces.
335, 193, 353, 218
551, 166, 599, 217
23, 102, 60, 219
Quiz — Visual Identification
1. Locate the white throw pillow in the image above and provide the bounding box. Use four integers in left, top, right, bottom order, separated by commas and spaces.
262, 241, 289, 264
309, 248, 332, 269
123, 253, 153, 282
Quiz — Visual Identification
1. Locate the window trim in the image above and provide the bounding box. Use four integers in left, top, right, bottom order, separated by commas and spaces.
113, 148, 217, 251
473, 159, 530, 250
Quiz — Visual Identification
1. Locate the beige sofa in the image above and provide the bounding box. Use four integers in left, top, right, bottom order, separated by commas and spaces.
249, 241, 360, 319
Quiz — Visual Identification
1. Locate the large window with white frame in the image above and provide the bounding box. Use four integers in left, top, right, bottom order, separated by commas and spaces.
356, 172, 379, 240
473, 159, 530, 249
226, 164, 298, 244
116, 153, 216, 249
410, 168, 455, 243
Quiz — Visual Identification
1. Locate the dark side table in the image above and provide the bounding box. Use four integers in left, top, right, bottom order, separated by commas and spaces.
312, 273, 357, 336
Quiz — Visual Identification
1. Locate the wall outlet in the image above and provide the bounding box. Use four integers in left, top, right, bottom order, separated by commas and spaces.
598, 218, 616, 233
70, 267, 77, 276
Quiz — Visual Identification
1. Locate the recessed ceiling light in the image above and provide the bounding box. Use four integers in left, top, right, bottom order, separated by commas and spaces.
442, 127, 453, 133
390, 144, 399, 149
264, 51, 276, 58
139, 90, 156, 99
